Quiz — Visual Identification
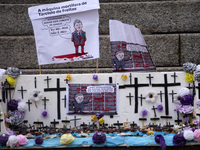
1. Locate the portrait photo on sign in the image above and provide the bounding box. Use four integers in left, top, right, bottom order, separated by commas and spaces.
66, 83, 118, 115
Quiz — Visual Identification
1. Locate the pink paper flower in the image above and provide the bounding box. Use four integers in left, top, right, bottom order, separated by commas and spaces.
194, 129, 200, 142
17, 134, 28, 146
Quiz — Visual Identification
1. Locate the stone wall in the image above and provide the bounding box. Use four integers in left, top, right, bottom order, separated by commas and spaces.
0, 0, 200, 74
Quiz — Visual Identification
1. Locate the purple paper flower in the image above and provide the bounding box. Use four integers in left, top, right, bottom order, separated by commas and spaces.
92, 132, 106, 144
5, 118, 11, 123
193, 120, 199, 125
42, 111, 48, 117
6, 128, 16, 136
141, 109, 148, 116
96, 112, 104, 119
0, 134, 9, 146
8, 99, 19, 111
157, 105, 163, 111
176, 105, 194, 114
10, 110, 25, 119
155, 134, 166, 150
173, 132, 186, 146
35, 136, 43, 145
180, 95, 193, 105
93, 75, 98, 80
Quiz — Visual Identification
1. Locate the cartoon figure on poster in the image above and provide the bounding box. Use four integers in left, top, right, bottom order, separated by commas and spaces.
71, 93, 91, 113
113, 51, 131, 71
72, 19, 87, 55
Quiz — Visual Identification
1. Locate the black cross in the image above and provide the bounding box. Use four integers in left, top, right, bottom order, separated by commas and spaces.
90, 123, 97, 129
113, 120, 123, 129
146, 74, 154, 85
33, 121, 43, 127
108, 124, 116, 129
165, 122, 174, 128
130, 121, 137, 128
44, 78, 66, 119
34, 77, 37, 88
61, 119, 70, 124
44, 76, 52, 88
195, 83, 200, 99
169, 90, 177, 103
152, 74, 181, 115
100, 123, 108, 129
129, 73, 132, 85
80, 122, 88, 128
138, 94, 145, 106
4, 82, 15, 100
18, 86, 27, 99
50, 119, 59, 128
171, 72, 178, 83
174, 110, 182, 125
70, 116, 81, 128
1, 82, 5, 103
151, 106, 157, 117
62, 95, 66, 108
126, 93, 134, 105
120, 78, 149, 113
64, 79, 69, 84
42, 97, 49, 110
157, 91, 164, 102
26, 100, 32, 111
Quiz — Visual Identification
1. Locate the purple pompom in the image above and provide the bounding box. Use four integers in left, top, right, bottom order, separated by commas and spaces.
0, 134, 9, 146
42, 111, 47, 117
173, 132, 186, 146
141, 109, 148, 116
93, 75, 98, 80
8, 99, 19, 111
180, 94, 193, 105
92, 132, 106, 144
96, 112, 104, 119
157, 105, 163, 111
35, 136, 43, 145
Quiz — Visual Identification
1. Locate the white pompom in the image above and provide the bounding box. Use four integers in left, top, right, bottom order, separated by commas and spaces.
183, 130, 194, 141
6, 135, 18, 148
17, 102, 28, 112
179, 87, 190, 97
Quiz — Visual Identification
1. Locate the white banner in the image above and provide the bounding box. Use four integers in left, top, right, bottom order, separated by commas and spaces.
28, 0, 100, 65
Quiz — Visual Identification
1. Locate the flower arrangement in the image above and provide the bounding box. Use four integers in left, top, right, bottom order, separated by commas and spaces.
30, 89, 42, 108
145, 91, 157, 103
66, 74, 72, 81
91, 112, 105, 128
60, 134, 74, 145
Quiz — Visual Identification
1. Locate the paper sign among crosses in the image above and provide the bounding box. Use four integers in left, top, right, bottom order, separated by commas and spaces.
109, 20, 156, 72
66, 83, 118, 114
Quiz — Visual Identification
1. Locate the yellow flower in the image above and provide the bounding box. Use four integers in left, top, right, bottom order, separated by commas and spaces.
66, 74, 72, 80
60, 134, 74, 145
147, 130, 154, 135
98, 118, 104, 124
6, 76, 15, 86
185, 73, 194, 83
122, 75, 127, 80
91, 115, 97, 121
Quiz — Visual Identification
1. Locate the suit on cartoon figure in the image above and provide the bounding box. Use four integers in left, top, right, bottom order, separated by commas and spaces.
113, 51, 130, 70
72, 93, 91, 113
71, 19, 86, 55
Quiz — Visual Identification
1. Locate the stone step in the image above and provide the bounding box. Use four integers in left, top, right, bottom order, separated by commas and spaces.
0, 1, 199, 35
1, 34, 199, 69
0, 0, 177, 4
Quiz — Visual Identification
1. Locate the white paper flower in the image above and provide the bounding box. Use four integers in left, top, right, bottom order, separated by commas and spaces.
174, 94, 181, 104
173, 125, 182, 133
179, 87, 190, 97
17, 102, 28, 112
6, 135, 18, 148
183, 130, 194, 141
145, 91, 157, 103
30, 90, 42, 102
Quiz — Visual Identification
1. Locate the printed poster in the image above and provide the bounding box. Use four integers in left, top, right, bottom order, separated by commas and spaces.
109, 20, 156, 72
66, 83, 118, 115
28, 0, 100, 65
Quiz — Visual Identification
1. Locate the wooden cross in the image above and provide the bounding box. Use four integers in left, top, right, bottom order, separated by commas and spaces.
152, 74, 181, 115
33, 120, 43, 129
50, 119, 59, 128
169, 90, 177, 103
17, 86, 27, 99
44, 78, 66, 119
146, 74, 154, 85
171, 72, 178, 83
42, 97, 49, 110
151, 106, 157, 117
130, 121, 137, 128
138, 94, 145, 106
113, 120, 123, 129
44, 76, 52, 88
157, 91, 164, 102
26, 100, 32, 111
64, 79, 68, 84
61, 117, 70, 127
70, 116, 81, 128
126, 93, 134, 105
62, 95, 66, 108
129, 73, 132, 85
